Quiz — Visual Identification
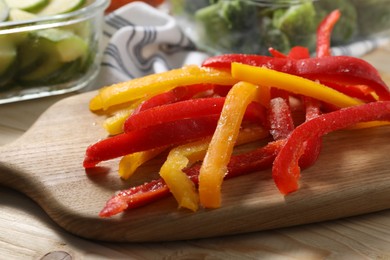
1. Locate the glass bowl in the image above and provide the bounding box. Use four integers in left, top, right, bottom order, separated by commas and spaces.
0, 0, 109, 104
169, 0, 390, 56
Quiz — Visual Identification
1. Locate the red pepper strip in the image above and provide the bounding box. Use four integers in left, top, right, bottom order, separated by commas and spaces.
99, 140, 284, 217
124, 97, 266, 132
273, 101, 390, 195
84, 104, 264, 169
268, 47, 288, 58
316, 10, 341, 58
99, 179, 169, 216
83, 116, 219, 168
270, 88, 290, 104
213, 84, 233, 97
288, 46, 311, 60
202, 55, 390, 101
269, 46, 310, 59
134, 84, 214, 114
299, 10, 342, 168
298, 97, 323, 169
320, 81, 377, 103
268, 97, 295, 140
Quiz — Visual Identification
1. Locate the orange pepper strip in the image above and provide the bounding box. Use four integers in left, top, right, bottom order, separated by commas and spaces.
257, 85, 271, 108
231, 62, 363, 108
160, 126, 268, 211
198, 81, 259, 208
90, 65, 238, 111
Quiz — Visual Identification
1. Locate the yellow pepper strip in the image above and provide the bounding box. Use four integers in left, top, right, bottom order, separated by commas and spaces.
90, 65, 238, 111
119, 147, 168, 180
198, 81, 259, 209
160, 139, 209, 211
160, 126, 268, 211
235, 126, 269, 147
231, 62, 363, 108
103, 99, 145, 136
103, 106, 135, 136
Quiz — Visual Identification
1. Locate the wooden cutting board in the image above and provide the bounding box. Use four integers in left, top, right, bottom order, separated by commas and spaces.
0, 90, 389, 243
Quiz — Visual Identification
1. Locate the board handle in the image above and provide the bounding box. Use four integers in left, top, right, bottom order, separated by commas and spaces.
0, 161, 33, 194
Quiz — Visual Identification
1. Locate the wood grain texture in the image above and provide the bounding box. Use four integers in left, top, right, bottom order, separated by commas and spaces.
0, 89, 389, 242
1, 186, 390, 259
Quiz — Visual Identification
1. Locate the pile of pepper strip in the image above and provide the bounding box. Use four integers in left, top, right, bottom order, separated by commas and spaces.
83, 10, 390, 217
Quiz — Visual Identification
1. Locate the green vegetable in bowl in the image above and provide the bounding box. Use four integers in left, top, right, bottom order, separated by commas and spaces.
4, 0, 48, 13
194, 0, 261, 54
0, 0, 9, 22
38, 0, 86, 15
16, 29, 88, 85
8, 8, 38, 21
0, 0, 94, 89
258, 17, 290, 55
272, 2, 317, 50
350, 0, 390, 36
171, 0, 390, 56
0, 37, 16, 86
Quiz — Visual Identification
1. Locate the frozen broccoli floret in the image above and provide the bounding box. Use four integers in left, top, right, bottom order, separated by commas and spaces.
272, 2, 317, 50
258, 17, 291, 55
194, 0, 261, 54
350, 0, 390, 36
314, 0, 358, 44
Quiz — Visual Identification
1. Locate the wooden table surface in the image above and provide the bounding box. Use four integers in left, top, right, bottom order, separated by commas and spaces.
1, 45, 390, 259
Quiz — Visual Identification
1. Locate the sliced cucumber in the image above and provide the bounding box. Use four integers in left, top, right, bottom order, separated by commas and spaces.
8, 8, 37, 21
16, 37, 43, 74
39, 0, 86, 16
0, 39, 17, 77
0, 38, 17, 87
19, 55, 64, 83
34, 28, 88, 62
0, 0, 9, 22
17, 28, 88, 84
51, 58, 83, 83
4, 0, 48, 12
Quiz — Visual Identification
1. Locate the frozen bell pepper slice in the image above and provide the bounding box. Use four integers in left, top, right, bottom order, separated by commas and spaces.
134, 84, 214, 113
299, 9, 341, 169
268, 97, 295, 140
83, 115, 220, 168
124, 97, 266, 132
273, 101, 390, 195
198, 81, 259, 208
316, 9, 340, 58
90, 65, 238, 111
160, 125, 269, 212
102, 98, 145, 136
268, 47, 288, 58
118, 146, 168, 180
203, 55, 390, 101
99, 129, 278, 217
288, 46, 311, 60
159, 139, 209, 212
231, 62, 363, 108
